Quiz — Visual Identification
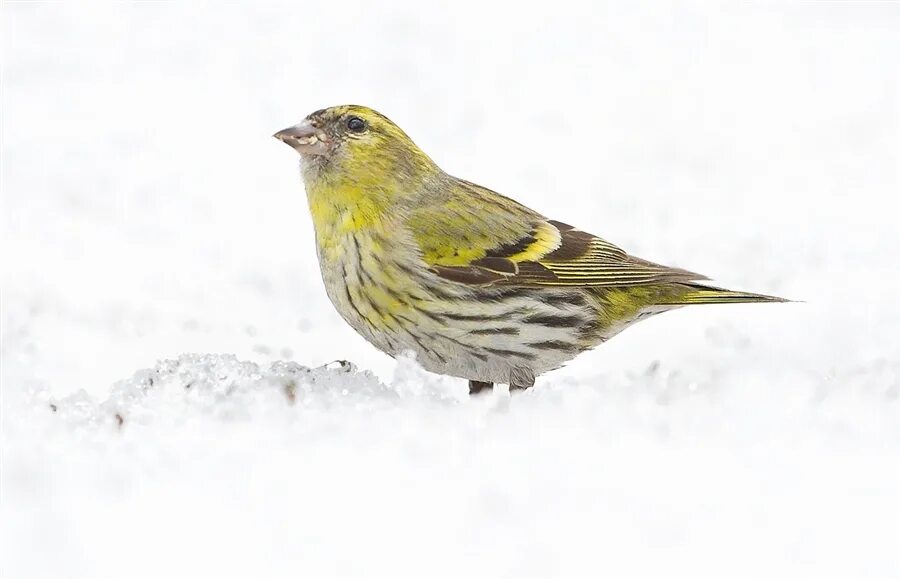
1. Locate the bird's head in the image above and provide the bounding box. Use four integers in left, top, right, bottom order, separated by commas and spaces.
274, 105, 439, 187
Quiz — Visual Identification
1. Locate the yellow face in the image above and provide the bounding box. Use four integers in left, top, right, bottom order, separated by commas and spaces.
274, 105, 434, 178
275, 105, 442, 232
309, 105, 405, 155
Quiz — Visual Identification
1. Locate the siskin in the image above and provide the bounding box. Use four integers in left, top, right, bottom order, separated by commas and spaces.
275, 105, 786, 394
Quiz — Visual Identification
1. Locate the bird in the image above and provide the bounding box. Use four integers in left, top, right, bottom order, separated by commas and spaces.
274, 105, 786, 395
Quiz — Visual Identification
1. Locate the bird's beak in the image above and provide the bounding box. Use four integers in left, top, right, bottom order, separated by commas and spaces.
273, 121, 329, 156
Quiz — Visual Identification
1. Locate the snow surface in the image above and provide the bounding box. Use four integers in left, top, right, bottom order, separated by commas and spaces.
2, 2, 899, 578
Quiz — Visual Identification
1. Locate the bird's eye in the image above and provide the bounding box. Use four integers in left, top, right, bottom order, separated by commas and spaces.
347, 116, 367, 133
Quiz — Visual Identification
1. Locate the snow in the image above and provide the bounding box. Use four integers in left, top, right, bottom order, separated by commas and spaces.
2, 2, 899, 577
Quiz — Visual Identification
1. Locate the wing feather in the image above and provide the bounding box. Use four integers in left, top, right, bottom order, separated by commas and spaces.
427, 220, 706, 288
406, 179, 706, 288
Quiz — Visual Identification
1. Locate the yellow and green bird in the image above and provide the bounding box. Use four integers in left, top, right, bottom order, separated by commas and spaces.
275, 105, 785, 394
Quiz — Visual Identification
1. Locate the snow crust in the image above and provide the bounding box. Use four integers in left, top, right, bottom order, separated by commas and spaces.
3, 2, 900, 577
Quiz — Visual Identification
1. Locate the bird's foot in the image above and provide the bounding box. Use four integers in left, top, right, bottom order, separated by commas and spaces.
468, 380, 494, 395
509, 367, 536, 391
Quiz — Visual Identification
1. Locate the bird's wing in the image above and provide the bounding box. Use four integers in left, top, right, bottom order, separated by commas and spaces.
407, 181, 706, 288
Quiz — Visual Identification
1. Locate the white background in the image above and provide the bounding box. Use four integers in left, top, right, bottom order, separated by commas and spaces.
2, 2, 899, 577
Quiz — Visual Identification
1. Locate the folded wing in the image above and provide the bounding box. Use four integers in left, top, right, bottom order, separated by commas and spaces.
408, 180, 706, 288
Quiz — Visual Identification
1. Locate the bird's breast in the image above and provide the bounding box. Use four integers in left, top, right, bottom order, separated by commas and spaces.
314, 222, 436, 351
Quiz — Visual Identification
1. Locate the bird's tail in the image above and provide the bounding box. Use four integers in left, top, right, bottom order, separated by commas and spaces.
660, 283, 790, 305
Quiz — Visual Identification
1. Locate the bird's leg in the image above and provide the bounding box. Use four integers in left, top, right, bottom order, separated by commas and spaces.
509, 367, 536, 392
469, 380, 494, 395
